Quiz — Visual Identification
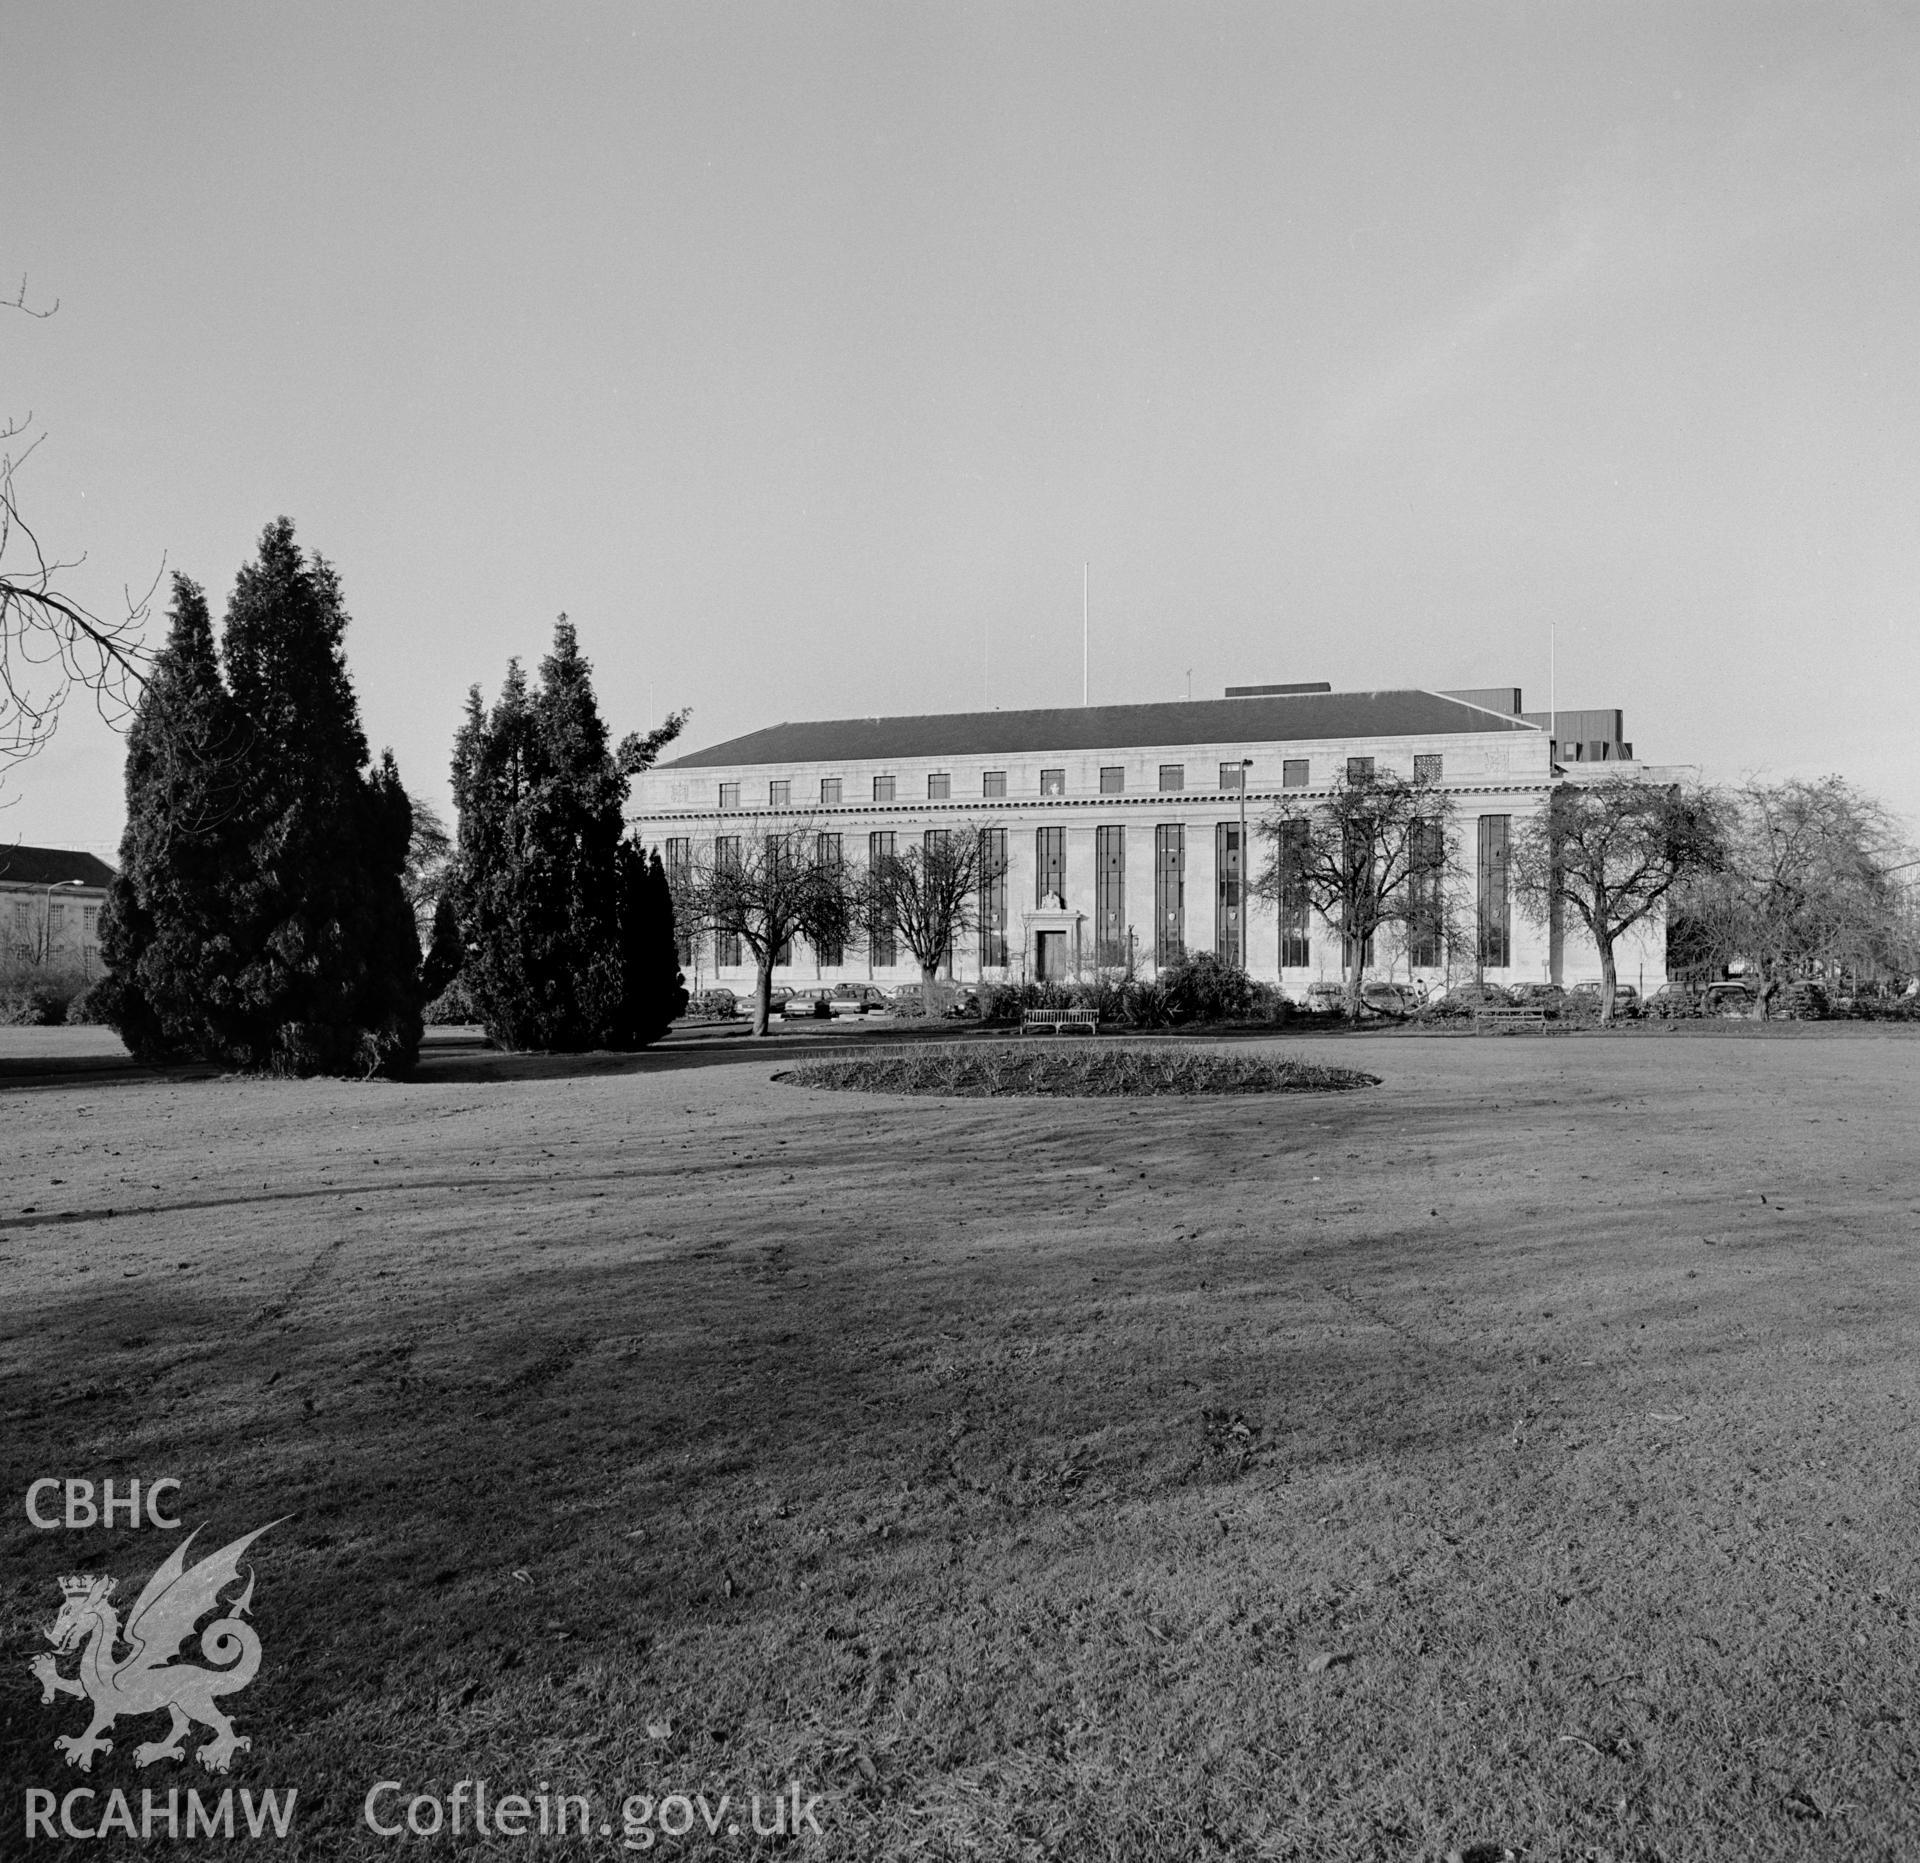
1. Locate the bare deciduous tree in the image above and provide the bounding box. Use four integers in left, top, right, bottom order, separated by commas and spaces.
864, 825, 1003, 1013
1253, 764, 1451, 1017
1508, 776, 1724, 1023
2, 280, 156, 773
674, 819, 862, 1035
1673, 776, 1912, 1010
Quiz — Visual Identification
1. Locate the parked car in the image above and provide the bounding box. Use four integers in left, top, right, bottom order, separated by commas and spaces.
781, 986, 835, 1020
1359, 981, 1419, 1016
1569, 980, 1640, 1013
682, 988, 737, 1020
829, 982, 892, 1016
1703, 979, 1756, 1016
888, 980, 980, 1018
1304, 982, 1348, 1014
1428, 981, 1516, 1015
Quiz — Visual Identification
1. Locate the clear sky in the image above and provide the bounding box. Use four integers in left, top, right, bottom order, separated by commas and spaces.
6, 2, 1917, 856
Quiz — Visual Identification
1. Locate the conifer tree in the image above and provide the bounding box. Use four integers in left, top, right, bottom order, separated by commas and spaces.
99, 575, 254, 1061
450, 618, 684, 1050
209, 518, 421, 1075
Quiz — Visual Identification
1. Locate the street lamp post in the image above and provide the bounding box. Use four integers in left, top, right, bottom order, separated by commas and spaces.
43, 880, 85, 967
1237, 759, 1254, 969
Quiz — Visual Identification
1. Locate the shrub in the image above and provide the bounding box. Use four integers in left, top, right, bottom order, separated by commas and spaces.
1157, 953, 1256, 1024
63, 976, 117, 1025
423, 976, 477, 1025
0, 963, 89, 1027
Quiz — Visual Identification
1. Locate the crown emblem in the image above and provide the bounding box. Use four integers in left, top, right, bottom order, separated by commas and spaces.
58, 1575, 113, 1598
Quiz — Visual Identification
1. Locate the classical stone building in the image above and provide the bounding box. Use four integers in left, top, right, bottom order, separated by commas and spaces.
0, 845, 114, 975
627, 683, 1672, 997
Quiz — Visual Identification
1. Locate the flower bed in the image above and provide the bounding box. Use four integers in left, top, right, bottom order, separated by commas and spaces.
775, 1042, 1377, 1098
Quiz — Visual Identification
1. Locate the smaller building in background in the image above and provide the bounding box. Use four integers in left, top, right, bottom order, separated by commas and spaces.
0, 845, 115, 975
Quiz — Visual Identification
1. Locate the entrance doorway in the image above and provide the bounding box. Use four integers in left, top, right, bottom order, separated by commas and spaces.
1035, 930, 1067, 981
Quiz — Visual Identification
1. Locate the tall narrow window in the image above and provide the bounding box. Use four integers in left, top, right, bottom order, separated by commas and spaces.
1215, 821, 1243, 967
982, 770, 1007, 799
715, 835, 743, 967
1100, 766, 1125, 795
1408, 819, 1445, 968
927, 772, 951, 800
873, 775, 896, 803
924, 828, 954, 971
1276, 820, 1309, 968
1342, 827, 1375, 971
820, 777, 842, 806
1283, 759, 1309, 788
868, 831, 896, 967
814, 834, 843, 966
718, 781, 740, 809
1035, 827, 1065, 905
1040, 768, 1066, 797
1095, 826, 1126, 967
1159, 763, 1185, 793
1477, 815, 1511, 967
768, 779, 790, 808
665, 837, 695, 964
978, 828, 1008, 968
1154, 825, 1185, 966
765, 836, 792, 965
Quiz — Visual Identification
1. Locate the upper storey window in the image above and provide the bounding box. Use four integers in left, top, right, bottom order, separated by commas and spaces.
718, 781, 740, 809
873, 775, 897, 803
927, 773, 951, 800
1040, 769, 1066, 797
1159, 764, 1185, 793
820, 777, 842, 806
983, 770, 1007, 798
768, 779, 791, 807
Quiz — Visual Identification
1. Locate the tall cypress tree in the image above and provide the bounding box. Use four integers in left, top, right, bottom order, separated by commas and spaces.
451, 618, 683, 1050
99, 575, 255, 1062
214, 518, 421, 1075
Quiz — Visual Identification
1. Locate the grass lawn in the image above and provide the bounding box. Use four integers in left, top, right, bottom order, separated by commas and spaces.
3, 1024, 1918, 1860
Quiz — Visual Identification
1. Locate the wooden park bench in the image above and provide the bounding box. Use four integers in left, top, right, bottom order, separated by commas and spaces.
1473, 1006, 1548, 1033
1023, 1007, 1100, 1035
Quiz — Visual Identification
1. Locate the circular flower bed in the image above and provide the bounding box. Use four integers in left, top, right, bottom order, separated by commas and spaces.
775, 1042, 1378, 1098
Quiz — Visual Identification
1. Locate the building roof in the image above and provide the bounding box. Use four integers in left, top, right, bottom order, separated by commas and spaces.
0, 844, 117, 888
663, 689, 1538, 770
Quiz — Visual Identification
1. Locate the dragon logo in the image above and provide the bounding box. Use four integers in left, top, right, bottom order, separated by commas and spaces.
30, 1520, 281, 1774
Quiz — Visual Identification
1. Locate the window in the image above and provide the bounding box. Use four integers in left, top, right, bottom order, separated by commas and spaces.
1283, 759, 1309, 788
814, 834, 843, 965
1215, 822, 1243, 967
1159, 764, 1185, 793
715, 836, 743, 967
768, 779, 790, 808
982, 770, 1007, 799
665, 837, 695, 963
924, 829, 954, 970
927, 772, 951, 800
1276, 821, 1310, 968
1154, 825, 1185, 965
718, 781, 740, 809
1099, 766, 1125, 795
1040, 768, 1066, 797
1346, 756, 1375, 784
1095, 826, 1126, 966
820, 777, 843, 806
978, 828, 1008, 968
1035, 827, 1066, 905
766, 831, 794, 966
868, 831, 896, 966
1413, 753, 1443, 782
1219, 762, 1246, 791
83, 905, 99, 939
1477, 815, 1511, 968
873, 775, 896, 803
1408, 819, 1445, 968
